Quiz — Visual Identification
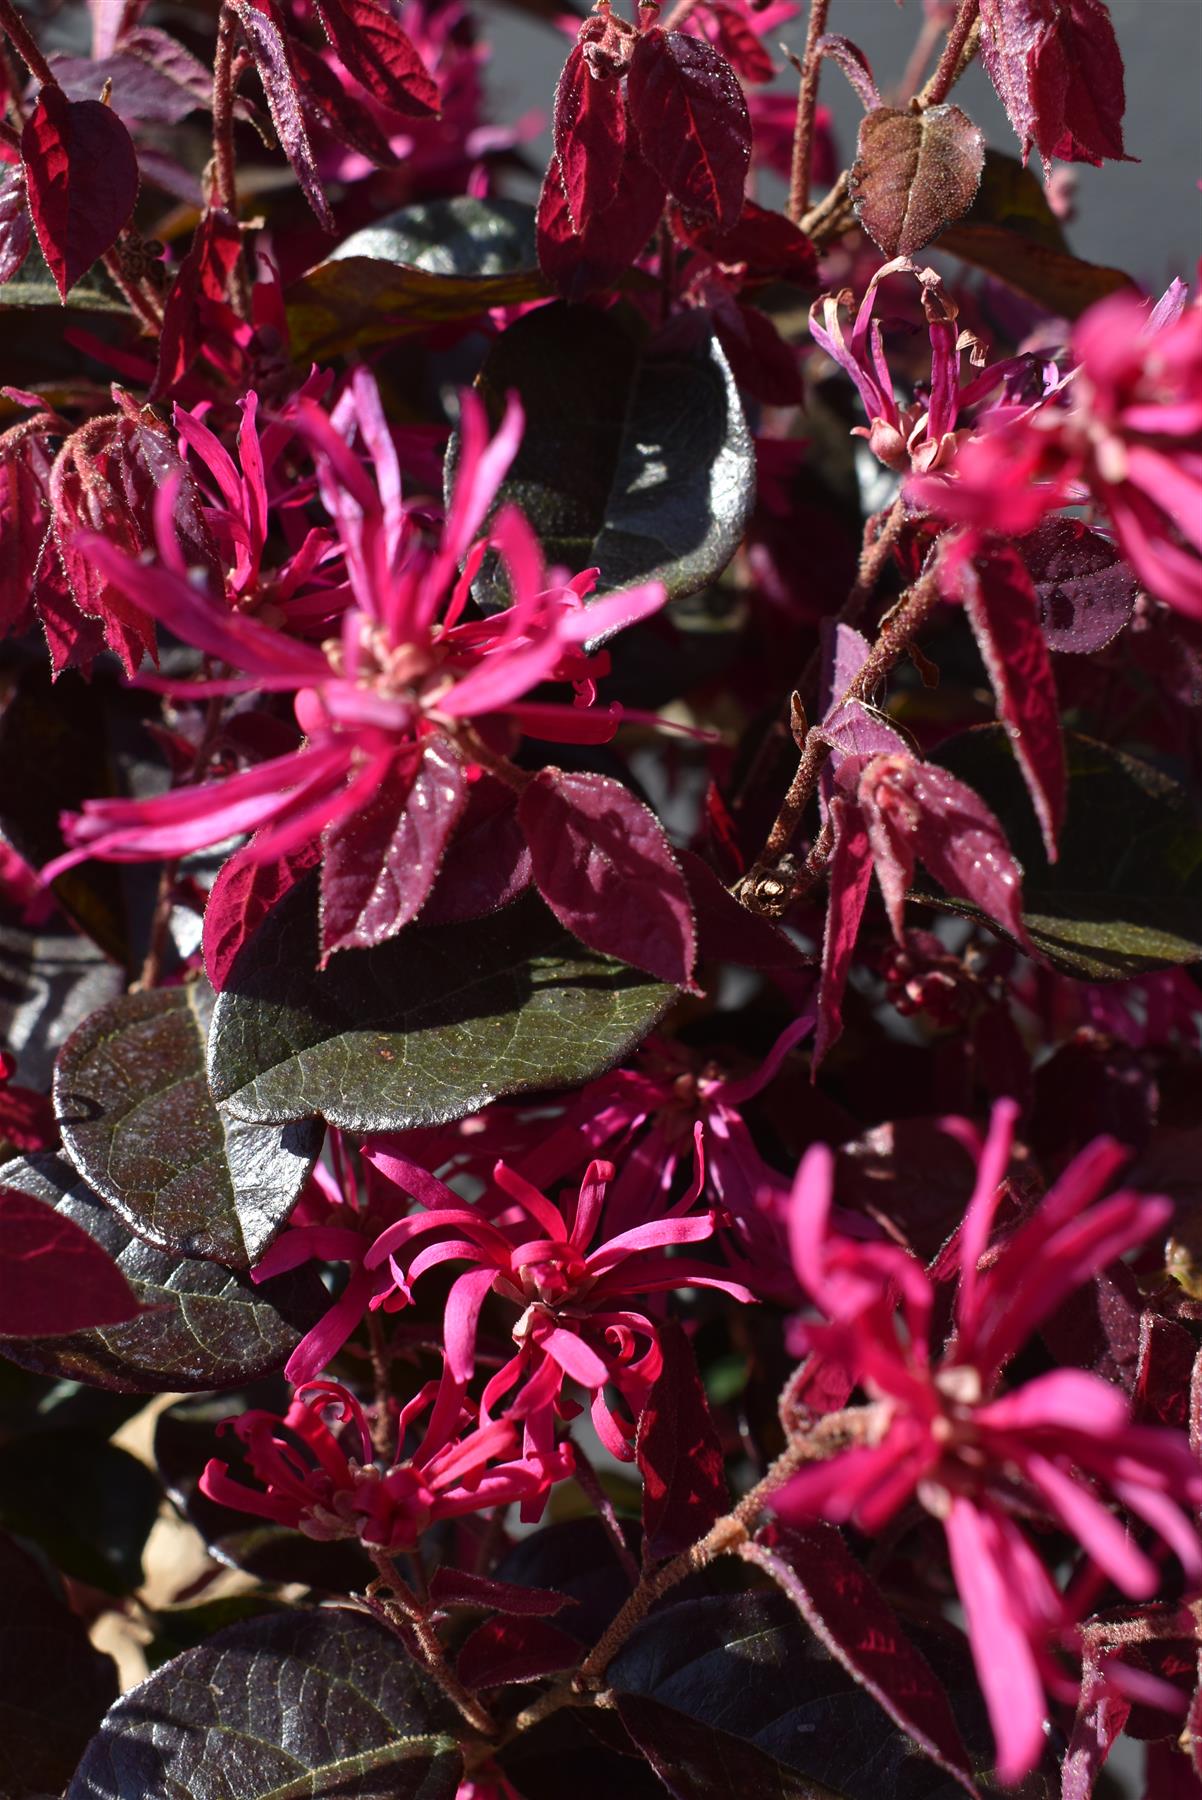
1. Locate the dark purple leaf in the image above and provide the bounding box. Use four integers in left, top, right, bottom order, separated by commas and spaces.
1022, 516, 1137, 653
815, 794, 874, 1070
1134, 1312, 1195, 1432
850, 103, 984, 258
0, 1428, 161, 1594
746, 1528, 979, 1795
428, 1565, 574, 1616
319, 740, 466, 960
0, 163, 32, 286
0, 1154, 324, 1392
21, 87, 140, 298
520, 767, 696, 988
0, 1531, 119, 1795
66, 1610, 461, 1800
232, 0, 335, 231
627, 28, 751, 230
636, 1319, 728, 1564
709, 6, 774, 86
959, 541, 1066, 861
313, 0, 440, 119
0, 1182, 141, 1336
670, 197, 816, 286
51, 43, 207, 125
53, 979, 320, 1268
417, 769, 532, 926
554, 44, 626, 228
457, 1615, 581, 1688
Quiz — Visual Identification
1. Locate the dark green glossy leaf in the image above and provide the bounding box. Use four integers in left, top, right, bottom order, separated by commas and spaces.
0, 1154, 324, 1392
287, 196, 544, 359
0, 1531, 119, 1795
54, 977, 320, 1268
207, 878, 672, 1133
0, 918, 123, 1091
937, 151, 1134, 318
67, 1609, 462, 1800
0, 1429, 160, 1593
610, 1591, 978, 1800
465, 300, 755, 605
928, 729, 1202, 978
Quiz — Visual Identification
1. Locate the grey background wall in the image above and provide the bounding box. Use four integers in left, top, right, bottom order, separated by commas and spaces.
484, 0, 1202, 290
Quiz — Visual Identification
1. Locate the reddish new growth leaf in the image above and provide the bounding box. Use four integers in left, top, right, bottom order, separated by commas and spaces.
553, 43, 626, 229
0, 1185, 142, 1337
670, 197, 817, 287
637, 1319, 729, 1563
319, 739, 467, 961
537, 139, 666, 302
203, 836, 321, 992
850, 104, 985, 259
979, 0, 1129, 168
232, 0, 335, 231
750, 1525, 979, 1795
1021, 517, 1136, 654
627, 28, 751, 230
957, 541, 1066, 860
0, 164, 32, 286
312, 0, 440, 120
154, 206, 244, 394
519, 768, 697, 988
20, 86, 139, 299
456, 1615, 581, 1688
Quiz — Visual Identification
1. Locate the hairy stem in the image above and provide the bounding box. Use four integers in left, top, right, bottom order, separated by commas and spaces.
916, 0, 981, 109
369, 1551, 498, 1738
0, 0, 55, 88
211, 5, 251, 320
737, 556, 943, 909
102, 250, 165, 334
787, 0, 833, 225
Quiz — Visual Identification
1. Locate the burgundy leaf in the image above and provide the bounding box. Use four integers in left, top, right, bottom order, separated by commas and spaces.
536, 142, 666, 301
747, 1527, 980, 1797
627, 27, 751, 230
670, 196, 816, 286
154, 206, 243, 393
232, 0, 335, 231
814, 794, 874, 1071
815, 33, 881, 113
678, 847, 812, 979
979, 0, 1128, 167
553, 44, 626, 229
707, 7, 774, 87
319, 739, 466, 961
850, 103, 984, 258
1021, 516, 1136, 653
856, 754, 1032, 953
290, 38, 400, 166
456, 1615, 581, 1689
1134, 1313, 1195, 1432
0, 1073, 57, 1153
312, 0, 440, 119
20, 87, 139, 299
712, 298, 803, 406
636, 1319, 728, 1564
0, 441, 47, 636
203, 836, 322, 992
417, 769, 532, 928
428, 1566, 574, 1616
959, 541, 1066, 861
51, 44, 207, 125
519, 767, 696, 988
0, 162, 32, 286
0, 1184, 142, 1337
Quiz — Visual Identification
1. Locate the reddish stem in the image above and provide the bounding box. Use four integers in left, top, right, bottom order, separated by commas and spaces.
211, 4, 250, 321
0, 0, 54, 88
916, 0, 981, 109
786, 0, 832, 225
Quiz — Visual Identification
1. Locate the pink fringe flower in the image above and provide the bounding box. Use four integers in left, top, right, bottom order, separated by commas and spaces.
200, 1368, 570, 1549
774, 1099, 1202, 1783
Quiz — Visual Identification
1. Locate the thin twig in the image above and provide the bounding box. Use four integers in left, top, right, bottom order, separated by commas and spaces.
211, 4, 250, 320
786, 0, 833, 224
369, 1550, 499, 1738
915, 0, 981, 110
0, 0, 55, 87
